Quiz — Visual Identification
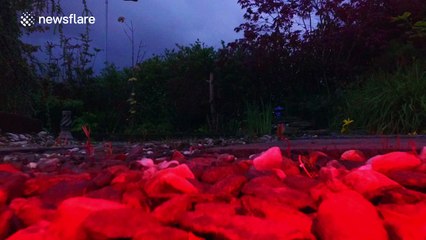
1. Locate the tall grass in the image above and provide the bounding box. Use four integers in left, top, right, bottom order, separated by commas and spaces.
344, 62, 426, 134
244, 101, 273, 137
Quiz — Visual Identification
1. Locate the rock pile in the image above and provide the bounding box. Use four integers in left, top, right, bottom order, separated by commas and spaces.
0, 132, 55, 148
0, 146, 425, 239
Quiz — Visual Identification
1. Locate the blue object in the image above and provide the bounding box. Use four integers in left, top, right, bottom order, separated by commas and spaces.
273, 106, 284, 123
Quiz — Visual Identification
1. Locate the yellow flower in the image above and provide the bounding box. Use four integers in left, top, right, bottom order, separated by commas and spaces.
343, 118, 354, 126
341, 118, 354, 134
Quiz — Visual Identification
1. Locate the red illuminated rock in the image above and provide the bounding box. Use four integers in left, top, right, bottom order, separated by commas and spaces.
314, 190, 388, 240
171, 150, 186, 161
194, 201, 240, 216
134, 226, 194, 240
159, 163, 195, 179
342, 169, 401, 199
24, 173, 91, 196
145, 172, 198, 198
84, 186, 123, 202
0, 171, 28, 205
253, 146, 283, 171
387, 170, 426, 190
380, 187, 426, 204
217, 153, 236, 162
201, 165, 245, 183
91, 170, 114, 187
208, 175, 247, 196
40, 178, 94, 207
378, 202, 426, 239
179, 209, 315, 239
0, 163, 21, 173
0, 207, 14, 239
110, 170, 143, 190
47, 197, 128, 239
242, 182, 316, 210
340, 149, 367, 162
281, 155, 300, 175
122, 189, 150, 211
9, 197, 54, 226
419, 146, 426, 161
105, 165, 129, 176
153, 194, 192, 224
82, 208, 159, 239
241, 195, 312, 231
7, 220, 52, 240
283, 175, 320, 193
368, 151, 421, 173
244, 175, 285, 188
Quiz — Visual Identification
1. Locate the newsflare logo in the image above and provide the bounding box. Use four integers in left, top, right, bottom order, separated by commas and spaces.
20, 12, 36, 27
20, 12, 96, 27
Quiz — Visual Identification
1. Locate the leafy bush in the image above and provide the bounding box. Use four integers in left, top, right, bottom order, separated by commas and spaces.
243, 102, 273, 137
343, 62, 426, 134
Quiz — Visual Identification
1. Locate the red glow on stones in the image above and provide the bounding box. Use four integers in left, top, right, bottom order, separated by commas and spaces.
2, 145, 426, 239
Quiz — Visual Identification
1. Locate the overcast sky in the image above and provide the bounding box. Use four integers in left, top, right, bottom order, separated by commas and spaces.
23, 0, 245, 73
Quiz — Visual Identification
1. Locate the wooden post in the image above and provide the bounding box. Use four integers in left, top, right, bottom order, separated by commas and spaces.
208, 72, 217, 131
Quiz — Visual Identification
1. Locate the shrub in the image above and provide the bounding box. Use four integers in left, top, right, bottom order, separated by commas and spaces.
343, 62, 426, 134
243, 102, 273, 137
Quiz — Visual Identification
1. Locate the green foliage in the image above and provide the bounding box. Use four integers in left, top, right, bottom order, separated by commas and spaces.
243, 102, 272, 137
164, 40, 216, 131
72, 112, 98, 134
33, 94, 84, 133
343, 62, 426, 134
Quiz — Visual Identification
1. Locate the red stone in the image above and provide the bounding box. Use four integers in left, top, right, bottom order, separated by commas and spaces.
105, 165, 129, 176
47, 197, 128, 239
244, 175, 285, 189
158, 163, 195, 179
208, 175, 247, 196
40, 178, 94, 207
217, 153, 236, 162
242, 182, 316, 210
24, 173, 91, 196
110, 170, 144, 191
314, 190, 388, 240
378, 202, 426, 239
241, 195, 312, 231
145, 172, 198, 198
387, 170, 426, 190
253, 146, 283, 171
6, 220, 52, 240
281, 156, 300, 175
84, 186, 123, 202
194, 201, 240, 216
134, 226, 193, 240
0, 172, 28, 204
122, 189, 151, 211
82, 208, 159, 239
179, 209, 315, 239
9, 197, 54, 226
342, 169, 401, 199
283, 175, 320, 193
0, 163, 21, 173
91, 170, 114, 187
380, 187, 426, 204
201, 165, 244, 183
0, 206, 14, 239
171, 150, 186, 161
340, 149, 367, 162
153, 194, 192, 224
369, 151, 421, 173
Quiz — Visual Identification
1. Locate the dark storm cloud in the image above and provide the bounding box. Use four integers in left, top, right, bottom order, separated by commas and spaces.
22, 0, 244, 72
